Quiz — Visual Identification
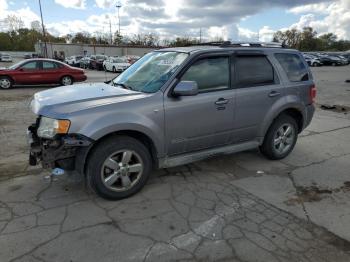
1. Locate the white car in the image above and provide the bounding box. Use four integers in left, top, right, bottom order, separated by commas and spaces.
103, 57, 131, 72
65, 55, 83, 66
1, 53, 13, 62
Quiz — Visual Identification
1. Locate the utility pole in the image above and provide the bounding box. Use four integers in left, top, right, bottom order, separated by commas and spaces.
199, 28, 202, 43
38, 0, 48, 58
109, 19, 112, 45
116, 2, 122, 36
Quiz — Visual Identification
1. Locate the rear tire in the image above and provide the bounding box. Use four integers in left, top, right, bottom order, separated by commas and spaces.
0, 76, 13, 89
260, 114, 298, 160
87, 136, 152, 200
61, 75, 73, 86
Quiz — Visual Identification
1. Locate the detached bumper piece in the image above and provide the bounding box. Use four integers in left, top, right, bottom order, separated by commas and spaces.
28, 123, 92, 171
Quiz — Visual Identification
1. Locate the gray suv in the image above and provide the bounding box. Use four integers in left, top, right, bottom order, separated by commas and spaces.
27, 42, 316, 200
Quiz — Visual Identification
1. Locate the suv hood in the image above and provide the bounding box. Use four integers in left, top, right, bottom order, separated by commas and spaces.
31, 82, 146, 117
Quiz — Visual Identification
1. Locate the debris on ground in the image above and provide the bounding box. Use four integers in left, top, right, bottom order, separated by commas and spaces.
285, 182, 350, 205
319, 104, 349, 114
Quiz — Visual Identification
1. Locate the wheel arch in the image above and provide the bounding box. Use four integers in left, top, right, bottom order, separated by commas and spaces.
0, 75, 14, 84
60, 74, 74, 83
76, 129, 159, 176
260, 106, 305, 141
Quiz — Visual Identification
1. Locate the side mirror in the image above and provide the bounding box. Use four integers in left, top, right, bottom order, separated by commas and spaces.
18, 68, 24, 71
173, 81, 199, 96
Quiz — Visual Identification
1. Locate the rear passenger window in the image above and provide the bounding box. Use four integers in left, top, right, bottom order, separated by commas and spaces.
275, 53, 309, 82
181, 57, 229, 91
43, 61, 57, 69
235, 56, 275, 88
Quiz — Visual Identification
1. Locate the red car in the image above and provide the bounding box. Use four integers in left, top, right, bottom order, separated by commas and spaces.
0, 58, 87, 89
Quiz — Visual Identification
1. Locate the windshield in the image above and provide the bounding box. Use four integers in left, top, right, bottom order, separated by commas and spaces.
112, 51, 188, 93
8, 61, 25, 69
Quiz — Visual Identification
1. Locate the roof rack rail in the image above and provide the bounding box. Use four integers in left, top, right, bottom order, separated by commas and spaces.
194, 41, 287, 48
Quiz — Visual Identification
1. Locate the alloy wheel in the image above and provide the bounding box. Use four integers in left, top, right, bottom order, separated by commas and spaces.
0, 78, 11, 89
273, 123, 295, 155
62, 76, 72, 85
100, 150, 143, 192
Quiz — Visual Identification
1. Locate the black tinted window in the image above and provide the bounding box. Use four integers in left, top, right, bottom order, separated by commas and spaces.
181, 57, 229, 91
275, 53, 309, 82
235, 56, 275, 88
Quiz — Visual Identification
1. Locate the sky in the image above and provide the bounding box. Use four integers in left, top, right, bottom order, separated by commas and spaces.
0, 0, 350, 42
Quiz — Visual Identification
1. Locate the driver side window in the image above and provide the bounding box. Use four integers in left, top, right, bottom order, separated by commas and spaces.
181, 57, 230, 92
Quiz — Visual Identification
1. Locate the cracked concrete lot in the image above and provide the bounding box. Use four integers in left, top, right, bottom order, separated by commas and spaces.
1, 67, 350, 261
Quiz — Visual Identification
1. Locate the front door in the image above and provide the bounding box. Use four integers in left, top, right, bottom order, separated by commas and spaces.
15, 61, 42, 84
164, 55, 235, 156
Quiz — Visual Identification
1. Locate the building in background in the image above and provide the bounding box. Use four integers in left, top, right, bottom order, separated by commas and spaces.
35, 42, 160, 60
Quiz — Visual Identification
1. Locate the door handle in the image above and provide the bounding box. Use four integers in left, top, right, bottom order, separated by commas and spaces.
268, 91, 281, 97
215, 98, 229, 105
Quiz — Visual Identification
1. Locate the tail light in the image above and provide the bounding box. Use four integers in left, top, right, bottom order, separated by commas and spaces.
309, 84, 316, 104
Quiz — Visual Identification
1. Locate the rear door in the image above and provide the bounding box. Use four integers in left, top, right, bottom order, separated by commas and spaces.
40, 61, 60, 84
232, 52, 285, 142
14, 61, 41, 84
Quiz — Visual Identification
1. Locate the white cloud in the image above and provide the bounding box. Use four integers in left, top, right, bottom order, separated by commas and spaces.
95, 0, 115, 9
0, 4, 41, 31
0, 0, 8, 13
288, 2, 333, 14
287, 0, 350, 39
54, 0, 86, 10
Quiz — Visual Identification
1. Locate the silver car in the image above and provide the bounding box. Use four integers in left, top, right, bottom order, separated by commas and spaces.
27, 42, 316, 200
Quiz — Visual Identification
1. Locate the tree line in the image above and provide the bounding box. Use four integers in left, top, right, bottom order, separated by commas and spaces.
273, 27, 350, 51
1, 14, 350, 52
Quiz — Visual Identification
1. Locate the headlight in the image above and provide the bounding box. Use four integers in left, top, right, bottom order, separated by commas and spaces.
37, 117, 70, 138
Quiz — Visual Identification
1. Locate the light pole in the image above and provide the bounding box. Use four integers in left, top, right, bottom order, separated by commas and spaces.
116, 2, 122, 36
38, 0, 48, 58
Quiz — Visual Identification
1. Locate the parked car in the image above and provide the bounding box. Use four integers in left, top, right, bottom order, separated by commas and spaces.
79, 56, 91, 69
103, 57, 131, 72
335, 55, 349, 65
24, 53, 32, 59
341, 53, 350, 64
0, 53, 13, 62
0, 58, 86, 89
27, 42, 315, 200
303, 54, 322, 67
124, 55, 141, 64
65, 55, 83, 67
90, 55, 108, 70
318, 55, 344, 66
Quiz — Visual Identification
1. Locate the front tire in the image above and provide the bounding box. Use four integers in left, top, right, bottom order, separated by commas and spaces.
260, 114, 298, 160
0, 76, 13, 89
87, 136, 152, 200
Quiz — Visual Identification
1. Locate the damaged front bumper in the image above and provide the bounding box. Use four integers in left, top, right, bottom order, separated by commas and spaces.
27, 121, 93, 171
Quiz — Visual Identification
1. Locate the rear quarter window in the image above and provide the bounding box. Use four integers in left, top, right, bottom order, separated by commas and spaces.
275, 53, 309, 82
